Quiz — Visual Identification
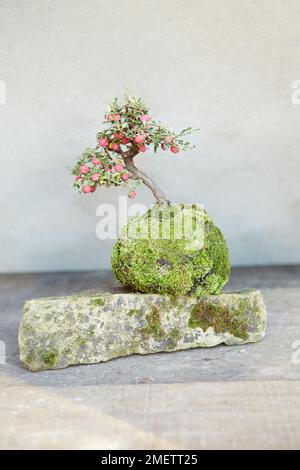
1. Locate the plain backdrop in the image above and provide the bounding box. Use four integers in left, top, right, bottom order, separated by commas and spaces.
0, 0, 299, 272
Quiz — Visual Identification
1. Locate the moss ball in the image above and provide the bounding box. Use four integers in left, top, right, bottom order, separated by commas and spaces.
111, 203, 230, 296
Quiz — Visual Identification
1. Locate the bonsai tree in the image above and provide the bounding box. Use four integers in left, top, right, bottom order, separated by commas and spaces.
71, 94, 230, 296
71, 94, 198, 205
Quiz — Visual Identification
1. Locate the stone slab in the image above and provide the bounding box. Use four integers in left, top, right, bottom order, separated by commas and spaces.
18, 289, 267, 371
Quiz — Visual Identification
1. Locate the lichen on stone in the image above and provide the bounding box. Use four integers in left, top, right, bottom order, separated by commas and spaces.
139, 305, 165, 340
18, 289, 267, 371
112, 203, 230, 296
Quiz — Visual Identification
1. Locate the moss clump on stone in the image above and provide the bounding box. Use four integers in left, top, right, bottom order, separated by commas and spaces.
188, 301, 249, 340
139, 305, 165, 340
74, 336, 87, 346
128, 309, 140, 317
169, 327, 181, 341
90, 296, 105, 306
112, 203, 230, 296
43, 350, 58, 367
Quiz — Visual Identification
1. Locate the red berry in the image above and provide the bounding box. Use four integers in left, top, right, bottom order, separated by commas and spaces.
134, 134, 145, 144
114, 114, 121, 121
91, 158, 100, 166
128, 191, 137, 199
161, 144, 166, 151
166, 136, 173, 144
112, 142, 120, 151
79, 165, 90, 174
122, 136, 130, 144
90, 185, 96, 193
91, 173, 100, 182
140, 114, 151, 123
139, 144, 147, 152
170, 145, 180, 154
99, 138, 108, 148
114, 131, 124, 139
121, 173, 129, 181
114, 164, 124, 172
75, 176, 83, 182
106, 114, 114, 122
82, 185, 91, 193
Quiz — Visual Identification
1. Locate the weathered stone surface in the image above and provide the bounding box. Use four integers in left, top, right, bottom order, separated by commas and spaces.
112, 204, 230, 296
19, 289, 267, 371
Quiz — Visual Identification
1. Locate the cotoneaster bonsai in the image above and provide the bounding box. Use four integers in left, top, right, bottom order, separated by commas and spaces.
72, 94, 230, 296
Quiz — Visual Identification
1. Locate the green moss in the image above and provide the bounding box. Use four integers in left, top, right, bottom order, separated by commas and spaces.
74, 336, 87, 346
112, 204, 230, 296
67, 293, 106, 306
188, 300, 248, 340
43, 350, 58, 367
139, 305, 165, 340
128, 309, 140, 317
169, 327, 181, 341
90, 296, 105, 306
194, 222, 231, 296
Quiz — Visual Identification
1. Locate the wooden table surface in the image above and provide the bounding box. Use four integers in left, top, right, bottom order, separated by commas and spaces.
0, 266, 300, 449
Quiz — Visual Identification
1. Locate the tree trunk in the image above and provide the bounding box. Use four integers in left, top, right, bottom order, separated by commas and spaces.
123, 145, 169, 205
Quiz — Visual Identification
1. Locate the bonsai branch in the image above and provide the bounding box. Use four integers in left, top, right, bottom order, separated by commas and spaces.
123, 146, 169, 205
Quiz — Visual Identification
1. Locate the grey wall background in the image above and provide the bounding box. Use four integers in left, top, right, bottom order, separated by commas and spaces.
0, 0, 299, 272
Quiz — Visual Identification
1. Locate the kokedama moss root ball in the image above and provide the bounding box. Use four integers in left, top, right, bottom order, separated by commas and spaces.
112, 204, 230, 296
